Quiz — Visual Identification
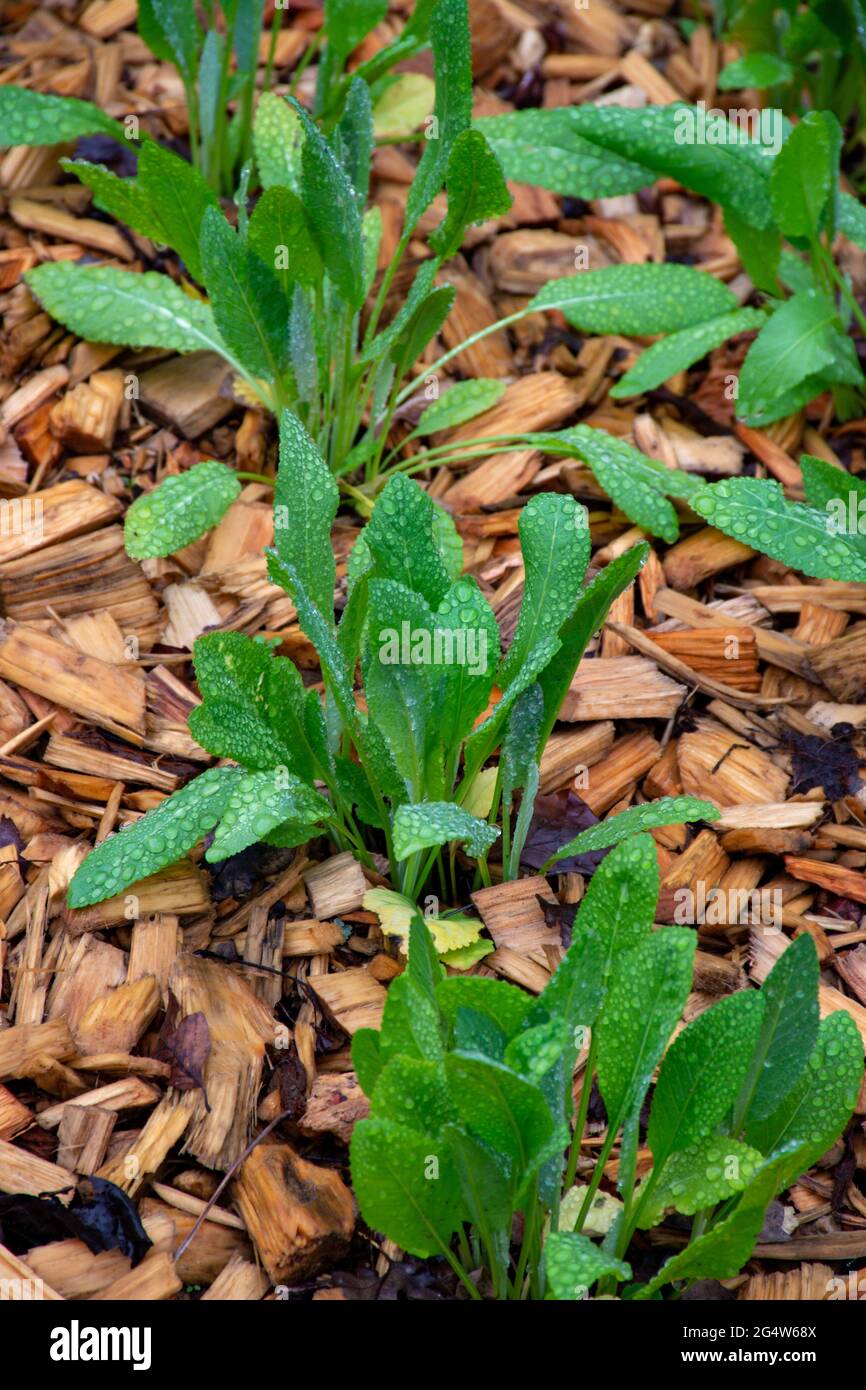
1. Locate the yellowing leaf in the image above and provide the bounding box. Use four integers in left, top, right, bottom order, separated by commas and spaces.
373, 74, 435, 139
439, 939, 495, 970
427, 912, 483, 954
363, 887, 415, 939
461, 765, 498, 820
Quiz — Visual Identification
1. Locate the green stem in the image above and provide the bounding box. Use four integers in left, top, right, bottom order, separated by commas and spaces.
395, 309, 530, 406
564, 1034, 597, 1192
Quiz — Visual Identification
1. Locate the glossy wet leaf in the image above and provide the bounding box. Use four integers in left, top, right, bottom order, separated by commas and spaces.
415, 378, 506, 434
612, 308, 766, 399
638, 1135, 763, 1228
393, 801, 499, 860
124, 460, 240, 559
690, 477, 866, 584
27, 263, 228, 357
545, 1231, 631, 1300
530, 262, 738, 336
67, 767, 243, 907
350, 1116, 462, 1258
207, 768, 330, 860
273, 410, 339, 620
545, 796, 719, 869
733, 933, 819, 1132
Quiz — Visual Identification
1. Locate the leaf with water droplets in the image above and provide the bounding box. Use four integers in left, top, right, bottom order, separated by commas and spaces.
648, 990, 765, 1165
124, 460, 241, 559
415, 378, 506, 434
370, 1056, 456, 1134
68, 767, 243, 908
736, 290, 862, 426
596, 927, 696, 1194
545, 1231, 631, 1300
474, 106, 653, 198
365, 474, 451, 608
0, 86, 125, 144
27, 263, 229, 358
499, 492, 590, 689
745, 1010, 863, 1186
207, 768, 330, 861
254, 91, 303, 195
529, 263, 738, 336
350, 1115, 463, 1258
634, 1144, 810, 1298
392, 801, 499, 861
733, 933, 819, 1133
273, 409, 339, 621
200, 206, 288, 382
638, 1135, 763, 1228
611, 307, 766, 399
690, 477, 866, 583
436, 975, 534, 1040
544, 796, 719, 870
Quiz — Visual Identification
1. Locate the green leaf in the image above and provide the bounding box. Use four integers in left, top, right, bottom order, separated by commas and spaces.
648, 991, 765, 1164
67, 767, 243, 907
0, 87, 125, 145
474, 107, 653, 199
433, 577, 499, 753
273, 410, 338, 621
266, 553, 363, 747
737, 290, 852, 425
124, 460, 240, 559
596, 928, 696, 1147
393, 801, 499, 860
247, 186, 323, 293
292, 98, 365, 309
371, 1056, 455, 1133
350, 1116, 462, 1257
717, 52, 795, 88
191, 630, 327, 784
690, 477, 866, 583
536, 543, 648, 745
733, 933, 819, 1132
553, 423, 707, 504
634, 1146, 809, 1298
62, 158, 166, 250
801, 452, 866, 538
638, 1135, 763, 1228
562, 104, 779, 231
324, 0, 388, 56
200, 205, 287, 381
390, 285, 455, 380
558, 427, 680, 543
545, 796, 719, 870
148, 0, 199, 80
443, 1123, 512, 1278
463, 635, 560, 777
365, 474, 451, 608
525, 921, 606, 1050
445, 1052, 555, 1189
724, 208, 782, 295
530, 263, 738, 336
612, 308, 766, 399
429, 130, 512, 260
839, 191, 866, 254
372, 73, 435, 139
431, 502, 464, 578
254, 92, 303, 194
207, 768, 330, 860
135, 140, 217, 283
745, 1010, 863, 1175
27, 263, 229, 358
416, 378, 506, 434
351, 1028, 383, 1095
405, 0, 472, 232
336, 77, 374, 208
572, 834, 658, 982
769, 111, 834, 239
545, 1231, 631, 1300
362, 579, 441, 795
499, 492, 590, 689
437, 976, 534, 1039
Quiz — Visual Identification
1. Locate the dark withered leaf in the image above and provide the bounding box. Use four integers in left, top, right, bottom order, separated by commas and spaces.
0, 816, 23, 855
521, 791, 606, 874
0, 1193, 82, 1253
70, 1177, 152, 1266
787, 723, 862, 800
155, 993, 211, 1107
277, 1041, 308, 1121
757, 1200, 791, 1244
0, 1178, 151, 1265
832, 1130, 857, 1212
536, 894, 579, 948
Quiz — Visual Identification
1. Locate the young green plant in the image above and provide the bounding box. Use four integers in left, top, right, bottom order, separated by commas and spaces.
349, 847, 863, 1300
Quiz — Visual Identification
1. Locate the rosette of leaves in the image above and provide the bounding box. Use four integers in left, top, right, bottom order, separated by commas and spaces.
349, 847, 863, 1300
70, 406, 668, 913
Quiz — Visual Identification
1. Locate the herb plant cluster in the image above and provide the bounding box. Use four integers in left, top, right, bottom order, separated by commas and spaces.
350, 857, 862, 1299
